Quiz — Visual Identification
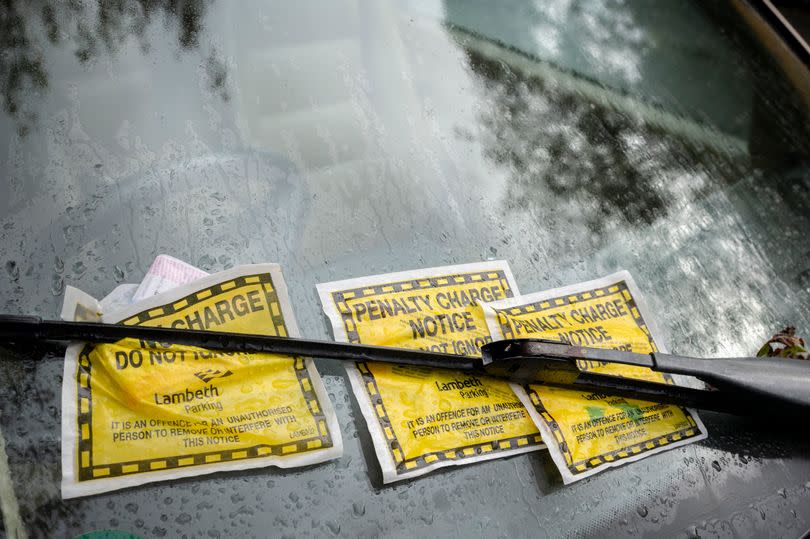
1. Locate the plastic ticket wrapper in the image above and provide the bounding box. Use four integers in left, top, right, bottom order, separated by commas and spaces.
317, 261, 544, 483
481, 270, 708, 484
60, 263, 342, 498
60, 255, 210, 323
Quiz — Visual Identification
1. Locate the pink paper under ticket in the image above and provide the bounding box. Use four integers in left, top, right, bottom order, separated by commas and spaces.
131, 255, 209, 302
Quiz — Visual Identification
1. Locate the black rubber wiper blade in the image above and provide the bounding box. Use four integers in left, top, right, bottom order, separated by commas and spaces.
0, 315, 479, 370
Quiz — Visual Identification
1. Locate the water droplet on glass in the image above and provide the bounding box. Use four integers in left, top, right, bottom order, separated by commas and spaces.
778, 488, 787, 498
198, 255, 216, 271
125, 502, 139, 514
711, 460, 721, 472
51, 275, 65, 296
113, 265, 125, 282
352, 502, 365, 517
325, 521, 340, 535
54, 256, 64, 273
72, 260, 86, 275
637, 506, 648, 518
5, 260, 19, 281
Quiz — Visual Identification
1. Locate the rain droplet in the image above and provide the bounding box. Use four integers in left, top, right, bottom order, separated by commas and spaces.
711, 461, 721, 472
54, 256, 64, 273
778, 488, 787, 498
325, 521, 340, 535
113, 265, 125, 282
125, 502, 139, 513
198, 255, 216, 270
5, 260, 19, 281
72, 261, 86, 275
176, 513, 192, 524
352, 502, 365, 517
51, 275, 65, 296
637, 506, 648, 518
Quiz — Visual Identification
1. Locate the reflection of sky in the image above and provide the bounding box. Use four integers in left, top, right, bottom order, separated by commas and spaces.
0, 0, 807, 357
444, 0, 753, 137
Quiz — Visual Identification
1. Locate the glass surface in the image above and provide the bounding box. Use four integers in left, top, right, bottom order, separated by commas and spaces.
1, 0, 809, 537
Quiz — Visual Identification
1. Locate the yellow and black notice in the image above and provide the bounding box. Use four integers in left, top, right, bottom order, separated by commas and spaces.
481, 270, 707, 483
317, 262, 544, 483
61, 264, 341, 498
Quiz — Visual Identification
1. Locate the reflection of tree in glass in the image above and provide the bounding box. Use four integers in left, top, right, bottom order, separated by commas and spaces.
0, 0, 224, 136
463, 48, 742, 234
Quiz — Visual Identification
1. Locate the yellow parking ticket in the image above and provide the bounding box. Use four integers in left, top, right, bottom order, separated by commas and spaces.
61, 264, 341, 498
317, 261, 543, 483
481, 270, 707, 483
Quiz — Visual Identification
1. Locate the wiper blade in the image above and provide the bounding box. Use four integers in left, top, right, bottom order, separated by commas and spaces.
1, 315, 807, 416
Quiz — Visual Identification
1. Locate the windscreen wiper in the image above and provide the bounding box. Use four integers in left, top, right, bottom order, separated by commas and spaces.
0, 315, 807, 416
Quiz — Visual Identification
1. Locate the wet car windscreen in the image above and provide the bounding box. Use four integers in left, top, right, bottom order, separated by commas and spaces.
1, 0, 809, 537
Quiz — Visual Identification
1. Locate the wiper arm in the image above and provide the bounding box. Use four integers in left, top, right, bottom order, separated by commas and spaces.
1, 315, 807, 416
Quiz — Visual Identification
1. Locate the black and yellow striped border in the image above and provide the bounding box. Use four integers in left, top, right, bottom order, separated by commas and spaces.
332, 270, 543, 474
493, 280, 701, 476
76, 273, 332, 481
